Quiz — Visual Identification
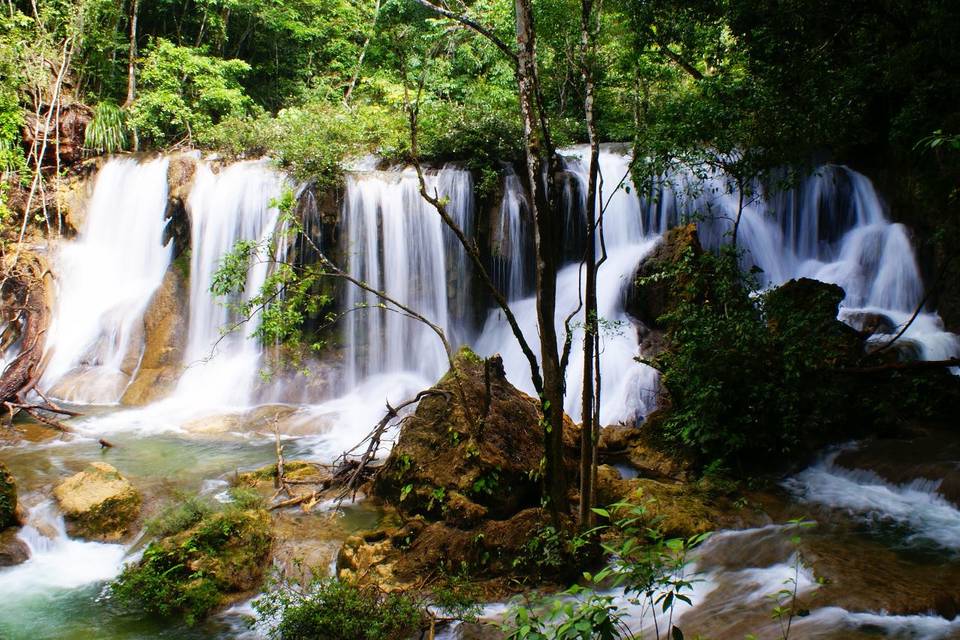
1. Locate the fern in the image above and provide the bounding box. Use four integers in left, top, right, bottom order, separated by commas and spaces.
84, 101, 128, 153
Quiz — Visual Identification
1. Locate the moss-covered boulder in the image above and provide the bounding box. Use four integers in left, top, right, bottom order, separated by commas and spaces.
627, 224, 702, 356
112, 506, 272, 624
375, 348, 578, 523
53, 462, 141, 541
0, 462, 20, 530
338, 507, 576, 594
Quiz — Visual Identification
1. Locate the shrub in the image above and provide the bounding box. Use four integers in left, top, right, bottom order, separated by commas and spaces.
254, 577, 425, 640
83, 101, 128, 153
112, 494, 272, 625
130, 38, 256, 146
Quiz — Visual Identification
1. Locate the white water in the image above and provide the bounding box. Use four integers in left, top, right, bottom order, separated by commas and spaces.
645, 163, 959, 362
42, 157, 172, 404
0, 501, 126, 600
784, 451, 960, 551
491, 166, 531, 301
172, 160, 286, 409
478, 148, 668, 423
342, 166, 473, 387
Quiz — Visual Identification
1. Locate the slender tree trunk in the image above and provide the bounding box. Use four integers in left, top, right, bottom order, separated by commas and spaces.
344, 0, 381, 105
124, 0, 139, 108
577, 0, 601, 529
513, 0, 566, 522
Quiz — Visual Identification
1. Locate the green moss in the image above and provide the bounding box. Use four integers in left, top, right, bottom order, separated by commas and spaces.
112, 503, 272, 624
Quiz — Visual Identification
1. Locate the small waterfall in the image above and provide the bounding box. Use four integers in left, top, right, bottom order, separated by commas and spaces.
642, 163, 958, 362
0, 501, 126, 596
491, 167, 532, 301
342, 165, 473, 387
42, 157, 172, 404
477, 147, 661, 424
170, 160, 286, 408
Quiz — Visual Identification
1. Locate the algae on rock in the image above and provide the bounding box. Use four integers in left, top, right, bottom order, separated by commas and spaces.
53, 461, 141, 541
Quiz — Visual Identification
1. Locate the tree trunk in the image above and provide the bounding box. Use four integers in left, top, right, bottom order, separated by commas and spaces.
124, 0, 139, 108
577, 0, 601, 529
513, 0, 566, 522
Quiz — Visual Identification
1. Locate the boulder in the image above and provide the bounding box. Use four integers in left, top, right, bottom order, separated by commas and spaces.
338, 508, 574, 592
0, 529, 29, 567
626, 224, 702, 345
53, 462, 141, 541
375, 347, 578, 523
0, 462, 20, 530
112, 505, 272, 624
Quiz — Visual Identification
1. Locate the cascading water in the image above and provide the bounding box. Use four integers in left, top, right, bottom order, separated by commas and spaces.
170, 160, 287, 409
479, 147, 959, 424
490, 166, 532, 301
342, 165, 473, 387
478, 147, 662, 424
644, 162, 960, 362
41, 157, 172, 404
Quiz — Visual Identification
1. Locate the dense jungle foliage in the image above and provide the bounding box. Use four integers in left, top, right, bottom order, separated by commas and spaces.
1, 0, 958, 189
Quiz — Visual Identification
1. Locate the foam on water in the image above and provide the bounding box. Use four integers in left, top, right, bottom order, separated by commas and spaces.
0, 501, 126, 599
784, 451, 960, 551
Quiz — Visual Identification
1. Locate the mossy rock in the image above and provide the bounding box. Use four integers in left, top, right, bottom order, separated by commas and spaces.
238, 460, 324, 485
595, 465, 716, 538
53, 462, 141, 541
112, 507, 273, 624
375, 347, 578, 523
0, 463, 20, 530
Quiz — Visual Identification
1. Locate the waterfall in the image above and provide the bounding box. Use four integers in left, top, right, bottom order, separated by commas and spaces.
641, 163, 959, 362
42, 157, 172, 404
34, 149, 957, 430
477, 147, 661, 424
491, 166, 532, 301
478, 148, 958, 424
342, 165, 473, 387
170, 160, 286, 408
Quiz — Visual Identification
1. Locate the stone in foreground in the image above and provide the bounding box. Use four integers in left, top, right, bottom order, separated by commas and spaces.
53, 462, 141, 541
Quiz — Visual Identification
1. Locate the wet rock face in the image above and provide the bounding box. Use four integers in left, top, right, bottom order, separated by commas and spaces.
121, 266, 189, 405
0, 529, 29, 567
0, 462, 20, 530
626, 224, 702, 356
53, 462, 141, 541
163, 154, 197, 259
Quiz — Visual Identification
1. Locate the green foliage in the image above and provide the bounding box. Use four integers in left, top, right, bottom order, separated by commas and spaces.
505, 587, 629, 640
648, 244, 856, 470
505, 493, 707, 640
112, 495, 272, 625
130, 38, 256, 146
84, 101, 128, 153
254, 576, 425, 640
209, 191, 336, 354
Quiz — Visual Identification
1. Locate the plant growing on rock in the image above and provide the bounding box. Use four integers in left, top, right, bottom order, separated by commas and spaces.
111, 489, 272, 625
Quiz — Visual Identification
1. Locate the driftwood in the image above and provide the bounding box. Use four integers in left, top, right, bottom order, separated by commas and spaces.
266, 390, 449, 513
0, 252, 84, 435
